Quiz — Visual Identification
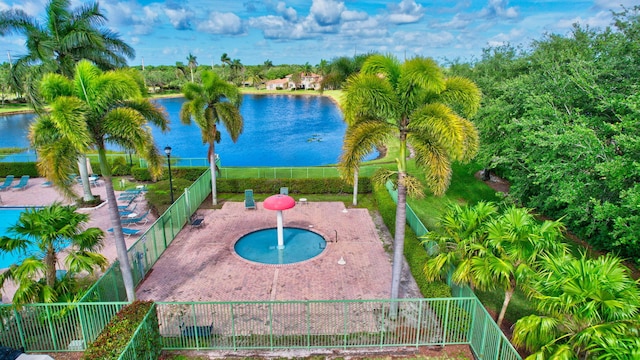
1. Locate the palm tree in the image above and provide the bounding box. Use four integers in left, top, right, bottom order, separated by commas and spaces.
513, 253, 640, 358
424, 204, 566, 327
0, 0, 135, 202
180, 70, 243, 206
220, 53, 231, 80
0, 0, 134, 102
0, 203, 107, 305
30, 60, 168, 301
422, 201, 499, 287
187, 53, 198, 82
230, 59, 244, 86
339, 54, 481, 304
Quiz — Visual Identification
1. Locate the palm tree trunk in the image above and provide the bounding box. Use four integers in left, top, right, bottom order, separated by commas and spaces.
78, 155, 95, 201
497, 287, 514, 327
98, 148, 136, 301
210, 143, 217, 206
45, 247, 57, 288
352, 169, 359, 206
390, 172, 408, 314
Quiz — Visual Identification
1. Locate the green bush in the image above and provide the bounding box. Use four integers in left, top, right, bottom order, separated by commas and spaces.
0, 162, 39, 177
132, 166, 207, 182
83, 300, 160, 360
373, 184, 451, 298
146, 178, 194, 215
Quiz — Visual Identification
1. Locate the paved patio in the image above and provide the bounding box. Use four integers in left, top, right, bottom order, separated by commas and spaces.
1, 177, 421, 303
137, 201, 396, 302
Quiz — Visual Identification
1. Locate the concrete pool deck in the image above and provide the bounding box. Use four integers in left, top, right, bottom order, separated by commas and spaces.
1, 177, 421, 303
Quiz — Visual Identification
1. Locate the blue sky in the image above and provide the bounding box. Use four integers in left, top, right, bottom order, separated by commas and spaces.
0, 0, 635, 66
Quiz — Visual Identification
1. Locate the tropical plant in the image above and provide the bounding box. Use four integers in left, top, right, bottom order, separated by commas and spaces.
0, 203, 107, 305
0, 0, 134, 105
30, 60, 168, 301
513, 253, 640, 359
220, 53, 231, 80
180, 70, 243, 205
0, 0, 135, 202
423, 204, 566, 327
187, 53, 198, 82
339, 54, 481, 305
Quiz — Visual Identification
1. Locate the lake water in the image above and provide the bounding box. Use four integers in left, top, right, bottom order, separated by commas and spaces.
0, 95, 372, 166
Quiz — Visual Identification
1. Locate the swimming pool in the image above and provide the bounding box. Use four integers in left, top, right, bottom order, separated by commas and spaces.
234, 227, 326, 265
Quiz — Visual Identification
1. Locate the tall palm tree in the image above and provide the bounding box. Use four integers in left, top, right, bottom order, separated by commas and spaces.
187, 53, 198, 82
180, 70, 243, 206
513, 253, 640, 358
339, 54, 481, 304
0, 0, 134, 102
30, 60, 168, 301
0, 203, 107, 305
0, 0, 135, 202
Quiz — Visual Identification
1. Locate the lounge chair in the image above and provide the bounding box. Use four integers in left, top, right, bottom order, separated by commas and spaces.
244, 189, 256, 210
280, 187, 288, 195
0, 176, 14, 191
119, 203, 139, 217
121, 210, 151, 226
117, 197, 136, 211
12, 175, 30, 190
41, 180, 53, 187
107, 227, 141, 237
190, 213, 204, 229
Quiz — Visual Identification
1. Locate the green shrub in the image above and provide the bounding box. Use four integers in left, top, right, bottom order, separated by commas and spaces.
146, 178, 194, 215
0, 162, 39, 177
132, 166, 207, 182
108, 156, 132, 176
83, 300, 160, 360
373, 184, 451, 298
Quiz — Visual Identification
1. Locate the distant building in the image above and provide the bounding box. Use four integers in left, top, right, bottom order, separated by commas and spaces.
265, 73, 323, 91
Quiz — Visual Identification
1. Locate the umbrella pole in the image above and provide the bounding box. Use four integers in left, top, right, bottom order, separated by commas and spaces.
276, 210, 285, 249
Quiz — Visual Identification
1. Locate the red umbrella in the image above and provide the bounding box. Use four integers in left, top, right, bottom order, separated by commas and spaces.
263, 194, 296, 249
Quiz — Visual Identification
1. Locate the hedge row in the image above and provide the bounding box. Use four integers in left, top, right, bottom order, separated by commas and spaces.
217, 177, 372, 194
132, 166, 206, 182
83, 301, 160, 360
0, 162, 39, 177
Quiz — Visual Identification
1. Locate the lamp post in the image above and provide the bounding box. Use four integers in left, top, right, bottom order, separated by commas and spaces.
164, 146, 174, 204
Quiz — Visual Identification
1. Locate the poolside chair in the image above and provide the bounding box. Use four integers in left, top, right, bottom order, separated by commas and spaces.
120, 210, 151, 226
11, 175, 30, 190
108, 227, 141, 237
119, 203, 139, 217
244, 189, 256, 210
41, 180, 53, 187
189, 212, 205, 230
117, 196, 136, 210
280, 187, 288, 195
0, 176, 14, 191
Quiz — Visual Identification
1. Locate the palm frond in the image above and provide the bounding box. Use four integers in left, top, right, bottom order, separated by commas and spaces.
341, 73, 399, 125
399, 57, 446, 95
370, 168, 397, 188
401, 174, 425, 199
360, 53, 401, 85
338, 118, 394, 183
409, 137, 451, 196
215, 102, 244, 142
441, 76, 482, 118
513, 314, 562, 352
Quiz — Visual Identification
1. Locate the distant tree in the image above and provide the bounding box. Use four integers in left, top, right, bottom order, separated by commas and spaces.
0, 203, 107, 305
187, 53, 198, 82
220, 53, 231, 80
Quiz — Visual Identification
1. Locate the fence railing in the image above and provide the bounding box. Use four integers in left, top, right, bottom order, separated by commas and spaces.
0, 302, 127, 352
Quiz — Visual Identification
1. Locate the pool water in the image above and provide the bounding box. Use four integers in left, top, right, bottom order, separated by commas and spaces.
234, 227, 326, 265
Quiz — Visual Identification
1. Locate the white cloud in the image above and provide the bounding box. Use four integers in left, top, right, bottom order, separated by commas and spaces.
341, 9, 368, 22
486, 28, 525, 47
593, 0, 636, 10
479, 0, 518, 20
164, 4, 195, 30
310, 0, 345, 26
556, 10, 612, 29
197, 12, 245, 35
433, 14, 472, 30
386, 0, 424, 24
276, 1, 297, 21
340, 17, 386, 38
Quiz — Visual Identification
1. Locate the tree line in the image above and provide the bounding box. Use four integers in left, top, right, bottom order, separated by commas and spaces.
449, 6, 640, 261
